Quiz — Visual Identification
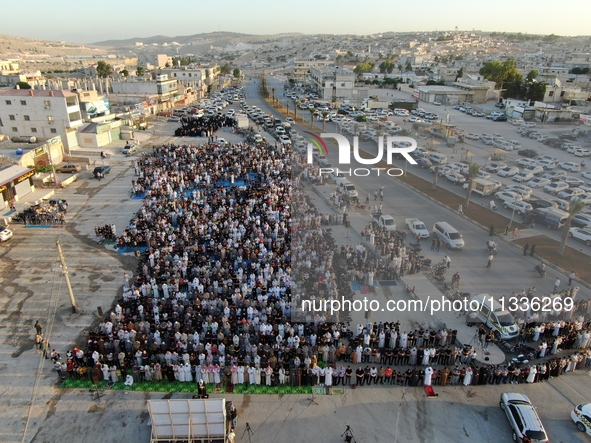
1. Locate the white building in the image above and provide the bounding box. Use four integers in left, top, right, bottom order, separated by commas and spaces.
0, 89, 83, 153
309, 67, 355, 101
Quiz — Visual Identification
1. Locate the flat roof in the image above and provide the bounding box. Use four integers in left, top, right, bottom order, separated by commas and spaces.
417, 85, 467, 93
0, 165, 35, 185
0, 89, 76, 98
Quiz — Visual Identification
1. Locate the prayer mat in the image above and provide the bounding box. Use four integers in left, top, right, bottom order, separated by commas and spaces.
378, 281, 397, 286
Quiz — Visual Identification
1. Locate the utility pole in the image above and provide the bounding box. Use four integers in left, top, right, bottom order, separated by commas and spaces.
56, 240, 78, 313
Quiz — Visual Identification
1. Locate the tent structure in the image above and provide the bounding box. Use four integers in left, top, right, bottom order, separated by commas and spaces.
147, 398, 226, 443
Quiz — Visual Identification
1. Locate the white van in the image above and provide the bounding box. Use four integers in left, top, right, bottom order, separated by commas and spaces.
432, 221, 464, 249
466, 294, 519, 340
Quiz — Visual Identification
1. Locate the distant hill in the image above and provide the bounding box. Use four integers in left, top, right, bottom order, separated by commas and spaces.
92, 31, 303, 48
0, 33, 106, 57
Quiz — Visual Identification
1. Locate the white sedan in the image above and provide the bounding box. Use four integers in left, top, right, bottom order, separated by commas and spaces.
512, 171, 534, 183
503, 200, 533, 215
572, 403, 591, 434
582, 171, 591, 180
527, 177, 551, 188
495, 191, 522, 203
497, 166, 520, 177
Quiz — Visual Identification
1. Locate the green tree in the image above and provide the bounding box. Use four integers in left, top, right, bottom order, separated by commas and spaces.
379, 61, 395, 74
220, 64, 232, 75
455, 67, 464, 81
479, 58, 521, 88
353, 62, 375, 76
464, 163, 481, 207
272, 87, 276, 104
120, 69, 129, 77
136, 65, 146, 76
294, 100, 300, 120
559, 200, 587, 255
96, 61, 113, 78
405, 61, 413, 71
233, 68, 241, 78
15, 81, 31, 89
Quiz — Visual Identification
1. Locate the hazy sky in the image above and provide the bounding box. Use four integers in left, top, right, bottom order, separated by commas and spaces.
4, 0, 590, 43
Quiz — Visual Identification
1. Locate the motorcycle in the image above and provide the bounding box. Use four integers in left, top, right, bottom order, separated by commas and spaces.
485, 242, 498, 255
534, 263, 546, 277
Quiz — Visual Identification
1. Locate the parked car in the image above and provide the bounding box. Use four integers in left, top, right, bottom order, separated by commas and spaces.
543, 181, 569, 195
500, 392, 549, 443
503, 199, 533, 214
559, 161, 581, 172
527, 178, 551, 189
516, 158, 536, 168
484, 162, 507, 173
56, 164, 82, 174
581, 171, 591, 180
495, 191, 522, 203
569, 230, 591, 247
528, 198, 558, 210
0, 226, 13, 242
557, 188, 585, 199
571, 213, 591, 228
517, 149, 539, 158
535, 159, 556, 170
512, 171, 534, 183
542, 170, 567, 181
497, 166, 520, 177
564, 176, 585, 187
445, 172, 466, 185
492, 114, 507, 122
505, 185, 532, 199
121, 144, 137, 155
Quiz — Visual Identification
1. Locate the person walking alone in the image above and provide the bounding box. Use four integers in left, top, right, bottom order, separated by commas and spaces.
523, 243, 529, 256
553, 278, 560, 293
568, 271, 576, 286
487, 254, 494, 268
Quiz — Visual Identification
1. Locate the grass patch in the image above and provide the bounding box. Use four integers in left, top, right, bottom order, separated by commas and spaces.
514, 235, 591, 283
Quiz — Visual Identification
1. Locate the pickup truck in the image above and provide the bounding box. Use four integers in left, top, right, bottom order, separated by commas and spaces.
373, 214, 397, 231
405, 218, 430, 238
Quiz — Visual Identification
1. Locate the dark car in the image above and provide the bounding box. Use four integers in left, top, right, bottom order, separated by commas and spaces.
571, 214, 591, 228
518, 149, 539, 159
417, 157, 432, 169
559, 133, 577, 141
528, 198, 558, 210
93, 165, 111, 179
492, 115, 507, 121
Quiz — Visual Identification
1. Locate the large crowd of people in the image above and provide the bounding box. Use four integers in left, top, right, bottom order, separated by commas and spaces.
174, 115, 237, 138
48, 132, 591, 397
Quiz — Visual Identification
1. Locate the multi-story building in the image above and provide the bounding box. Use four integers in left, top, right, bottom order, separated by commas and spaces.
0, 89, 83, 153
309, 67, 355, 101
293, 60, 333, 82
111, 74, 179, 112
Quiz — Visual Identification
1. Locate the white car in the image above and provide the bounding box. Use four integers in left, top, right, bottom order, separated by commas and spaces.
503, 199, 533, 214
569, 230, 591, 247
445, 172, 467, 185
543, 181, 569, 194
279, 135, 291, 145
572, 403, 591, 434
405, 218, 430, 239
536, 159, 556, 170
557, 188, 585, 199
512, 171, 534, 183
527, 177, 551, 188
523, 166, 544, 176
497, 166, 520, 177
0, 226, 13, 242
581, 171, 591, 180
465, 132, 480, 140
485, 162, 507, 173
512, 119, 525, 126
574, 148, 591, 157
505, 185, 532, 199
508, 140, 522, 149
559, 162, 582, 172
495, 191, 522, 203
516, 158, 536, 168
285, 117, 295, 124
476, 171, 491, 179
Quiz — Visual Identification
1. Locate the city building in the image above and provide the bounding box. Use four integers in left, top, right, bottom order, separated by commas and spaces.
0, 89, 83, 153
111, 74, 179, 113
309, 67, 355, 101
293, 60, 333, 82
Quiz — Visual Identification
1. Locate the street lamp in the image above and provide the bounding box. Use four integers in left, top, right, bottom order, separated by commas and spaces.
509, 198, 518, 228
